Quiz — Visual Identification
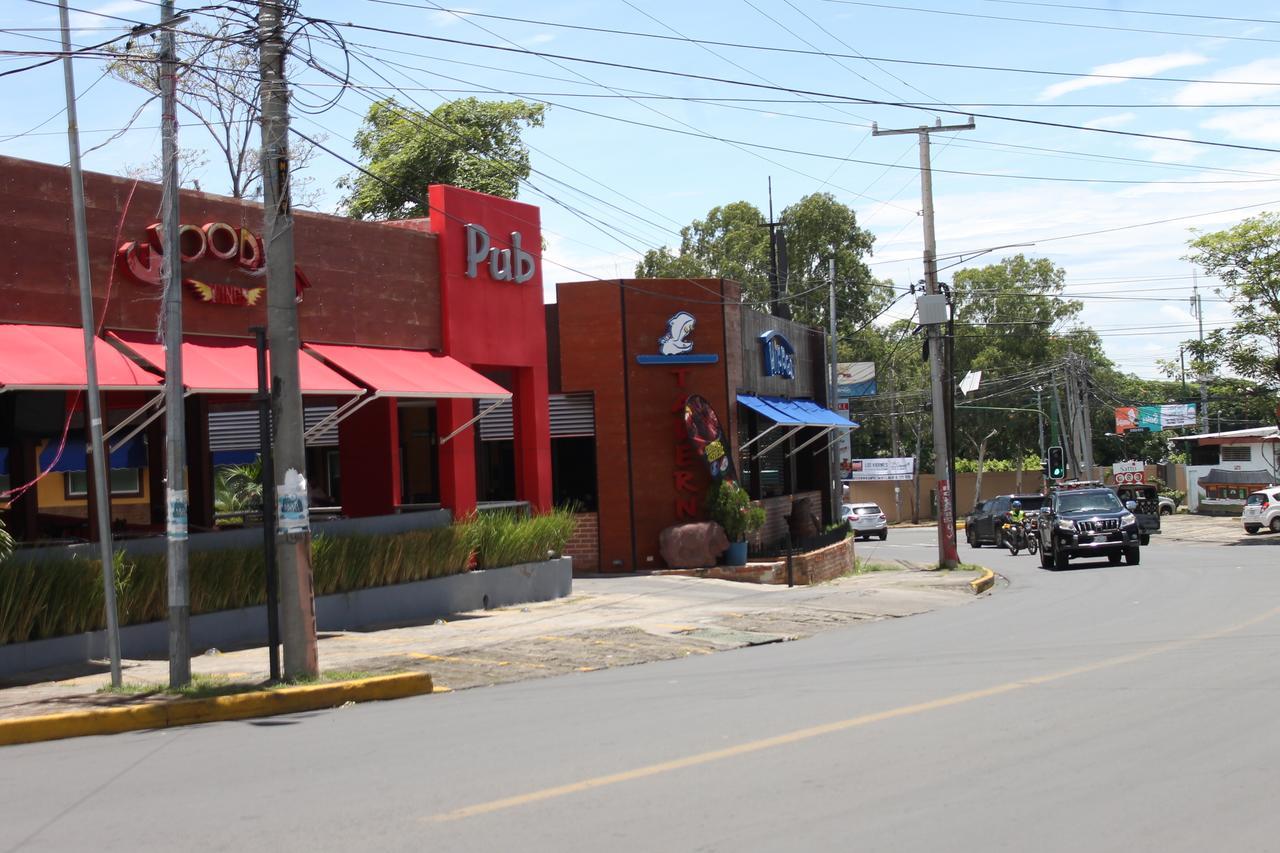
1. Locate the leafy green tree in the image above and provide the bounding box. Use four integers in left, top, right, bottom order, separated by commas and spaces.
341, 98, 545, 220
636, 193, 886, 329
1184, 212, 1280, 391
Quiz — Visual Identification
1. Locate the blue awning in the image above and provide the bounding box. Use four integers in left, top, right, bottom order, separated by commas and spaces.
737, 394, 857, 429
39, 436, 147, 473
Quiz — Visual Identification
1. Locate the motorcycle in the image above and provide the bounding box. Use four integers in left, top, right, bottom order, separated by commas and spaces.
1003, 518, 1039, 556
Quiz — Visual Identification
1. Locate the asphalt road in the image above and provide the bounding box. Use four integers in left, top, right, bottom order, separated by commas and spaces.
4, 530, 1279, 853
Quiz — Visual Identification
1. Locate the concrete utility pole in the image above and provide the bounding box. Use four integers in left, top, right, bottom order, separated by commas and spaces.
1077, 357, 1095, 481
873, 117, 974, 568
159, 0, 190, 687
1192, 270, 1209, 433
58, 0, 122, 687
828, 256, 840, 519
1034, 385, 1046, 460
259, 0, 318, 678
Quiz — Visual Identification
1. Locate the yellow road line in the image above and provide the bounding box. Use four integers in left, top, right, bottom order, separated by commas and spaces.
424, 604, 1280, 823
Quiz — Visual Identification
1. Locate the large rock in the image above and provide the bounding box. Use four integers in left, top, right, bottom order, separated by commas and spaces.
660, 522, 730, 569
787, 495, 821, 540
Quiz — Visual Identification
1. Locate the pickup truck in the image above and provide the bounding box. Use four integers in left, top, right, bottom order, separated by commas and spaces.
1038, 487, 1142, 570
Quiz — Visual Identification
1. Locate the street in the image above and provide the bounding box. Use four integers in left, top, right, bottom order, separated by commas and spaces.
3, 528, 1279, 852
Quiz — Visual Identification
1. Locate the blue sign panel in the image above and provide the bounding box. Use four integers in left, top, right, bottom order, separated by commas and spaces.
759, 330, 795, 379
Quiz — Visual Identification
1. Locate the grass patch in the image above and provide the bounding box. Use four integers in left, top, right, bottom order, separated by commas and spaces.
96, 669, 387, 699
853, 557, 903, 574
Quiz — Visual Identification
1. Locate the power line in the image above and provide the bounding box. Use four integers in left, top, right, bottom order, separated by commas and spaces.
979, 0, 1280, 28
822, 0, 1280, 44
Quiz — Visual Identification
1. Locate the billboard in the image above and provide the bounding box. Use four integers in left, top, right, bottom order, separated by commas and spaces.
837, 362, 876, 398
1114, 403, 1197, 434
843, 457, 915, 481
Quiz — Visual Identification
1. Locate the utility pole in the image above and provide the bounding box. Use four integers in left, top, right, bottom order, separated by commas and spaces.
1078, 358, 1095, 481
873, 117, 974, 568
259, 0, 318, 678
1033, 385, 1046, 460
828, 256, 840, 520
760, 178, 790, 319
159, 0, 190, 687
59, 0, 121, 687
1191, 270, 1209, 433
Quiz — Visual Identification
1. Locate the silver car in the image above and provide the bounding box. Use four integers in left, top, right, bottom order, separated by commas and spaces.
843, 502, 888, 540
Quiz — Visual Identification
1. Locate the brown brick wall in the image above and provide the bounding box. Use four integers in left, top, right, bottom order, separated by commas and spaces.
564, 511, 599, 573
748, 490, 822, 549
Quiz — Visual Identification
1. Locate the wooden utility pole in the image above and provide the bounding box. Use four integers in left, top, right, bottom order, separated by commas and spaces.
873, 118, 974, 568
258, 0, 318, 678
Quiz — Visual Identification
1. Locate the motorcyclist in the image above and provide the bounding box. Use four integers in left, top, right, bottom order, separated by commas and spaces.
1007, 500, 1028, 550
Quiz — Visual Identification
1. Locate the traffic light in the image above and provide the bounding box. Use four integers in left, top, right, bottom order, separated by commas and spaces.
1048, 445, 1066, 479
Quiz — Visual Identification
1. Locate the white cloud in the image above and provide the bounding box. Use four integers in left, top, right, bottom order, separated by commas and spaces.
1084, 113, 1137, 130
1130, 130, 1200, 165
1038, 52, 1208, 101
1201, 110, 1280, 144
1172, 58, 1280, 106
523, 33, 555, 46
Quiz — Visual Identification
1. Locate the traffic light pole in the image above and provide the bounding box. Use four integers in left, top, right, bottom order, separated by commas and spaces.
873, 118, 974, 568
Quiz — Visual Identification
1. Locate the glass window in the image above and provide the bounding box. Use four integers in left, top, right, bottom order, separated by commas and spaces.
1246, 493, 1268, 506
1057, 491, 1123, 514
65, 469, 142, 499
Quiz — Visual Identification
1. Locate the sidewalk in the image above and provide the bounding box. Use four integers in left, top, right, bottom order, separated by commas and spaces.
0, 567, 985, 723
1159, 513, 1278, 546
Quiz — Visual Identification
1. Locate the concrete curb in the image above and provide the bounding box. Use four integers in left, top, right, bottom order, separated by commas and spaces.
0, 672, 433, 748
969, 568, 996, 595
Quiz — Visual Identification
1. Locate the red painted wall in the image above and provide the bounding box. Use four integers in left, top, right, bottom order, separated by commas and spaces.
429, 185, 551, 512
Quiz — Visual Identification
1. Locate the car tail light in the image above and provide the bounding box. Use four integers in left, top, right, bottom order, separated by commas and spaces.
877, 514, 886, 521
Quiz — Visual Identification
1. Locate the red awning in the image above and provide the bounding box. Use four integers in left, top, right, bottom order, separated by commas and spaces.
107, 332, 361, 396
303, 343, 510, 399
0, 324, 161, 392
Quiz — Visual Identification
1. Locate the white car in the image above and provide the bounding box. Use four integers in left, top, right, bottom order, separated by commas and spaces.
1242, 486, 1280, 535
843, 502, 888, 541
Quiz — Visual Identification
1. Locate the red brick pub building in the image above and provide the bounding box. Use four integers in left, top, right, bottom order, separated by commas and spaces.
0, 155, 551, 540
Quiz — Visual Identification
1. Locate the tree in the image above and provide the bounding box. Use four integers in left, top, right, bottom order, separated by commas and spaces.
1185, 212, 1280, 392
636, 193, 888, 329
949, 255, 1107, 463
106, 22, 323, 206
340, 97, 545, 220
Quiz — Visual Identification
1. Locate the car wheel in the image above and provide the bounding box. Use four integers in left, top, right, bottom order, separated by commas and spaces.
1039, 545, 1053, 569
1245, 525, 1261, 534
1140, 534, 1150, 547
1053, 542, 1069, 571
878, 531, 887, 541
1160, 506, 1173, 516
1125, 546, 1140, 566
968, 527, 979, 548
1108, 552, 1122, 565
1271, 518, 1280, 534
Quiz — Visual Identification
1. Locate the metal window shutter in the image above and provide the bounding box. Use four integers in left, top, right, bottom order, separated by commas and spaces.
479, 393, 594, 441
208, 406, 339, 451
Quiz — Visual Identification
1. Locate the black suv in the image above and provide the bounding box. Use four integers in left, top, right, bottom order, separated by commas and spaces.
1038, 487, 1142, 570
966, 494, 1045, 548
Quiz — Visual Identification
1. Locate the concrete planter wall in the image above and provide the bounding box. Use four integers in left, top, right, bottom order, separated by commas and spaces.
0, 557, 571, 680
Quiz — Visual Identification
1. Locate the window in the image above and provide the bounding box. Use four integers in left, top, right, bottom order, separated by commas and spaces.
1221, 446, 1252, 462
65, 469, 142, 499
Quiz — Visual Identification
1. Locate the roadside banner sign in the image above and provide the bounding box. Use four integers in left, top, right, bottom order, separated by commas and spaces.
1116, 403, 1197, 433
844, 457, 915, 481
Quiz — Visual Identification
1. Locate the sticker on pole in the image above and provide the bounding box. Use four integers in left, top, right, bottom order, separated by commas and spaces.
167, 488, 188, 541
277, 468, 310, 535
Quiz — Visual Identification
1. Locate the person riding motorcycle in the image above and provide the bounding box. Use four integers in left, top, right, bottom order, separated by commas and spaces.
1006, 500, 1028, 551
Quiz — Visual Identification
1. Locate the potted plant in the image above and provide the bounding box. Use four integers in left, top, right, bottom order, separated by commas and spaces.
707, 479, 765, 566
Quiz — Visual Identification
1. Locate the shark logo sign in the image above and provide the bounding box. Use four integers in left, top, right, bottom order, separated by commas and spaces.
637, 311, 719, 365
465, 223, 536, 284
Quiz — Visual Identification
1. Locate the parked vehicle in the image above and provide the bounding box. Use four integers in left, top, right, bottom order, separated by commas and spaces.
1113, 484, 1160, 545
965, 494, 1046, 548
1158, 495, 1176, 516
1038, 487, 1142, 570
1241, 486, 1280, 535
843, 502, 888, 540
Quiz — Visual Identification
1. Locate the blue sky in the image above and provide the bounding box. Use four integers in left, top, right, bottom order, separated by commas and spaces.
4, 0, 1279, 379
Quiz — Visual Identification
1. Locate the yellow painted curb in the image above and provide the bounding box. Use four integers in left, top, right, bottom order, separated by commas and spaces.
0, 672, 433, 748
969, 568, 996, 595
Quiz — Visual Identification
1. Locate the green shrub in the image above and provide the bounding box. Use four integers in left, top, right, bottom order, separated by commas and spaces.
0, 509, 577, 646
706, 480, 765, 542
